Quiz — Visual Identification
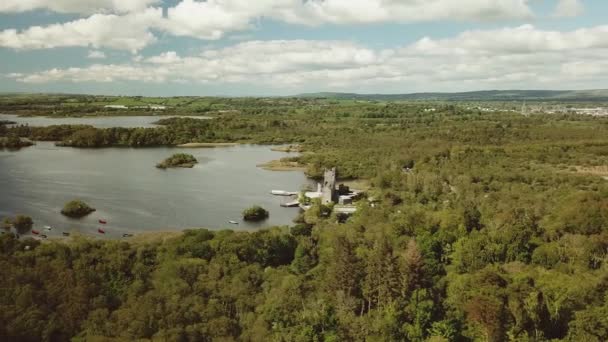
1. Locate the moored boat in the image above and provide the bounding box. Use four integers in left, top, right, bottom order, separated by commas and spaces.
98, 228, 105, 234
98, 219, 107, 224
271, 190, 298, 196
31, 229, 40, 235
62, 232, 70, 237
228, 220, 239, 225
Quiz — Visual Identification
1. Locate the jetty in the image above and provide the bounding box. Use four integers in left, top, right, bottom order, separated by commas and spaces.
280, 200, 300, 207
269, 167, 360, 216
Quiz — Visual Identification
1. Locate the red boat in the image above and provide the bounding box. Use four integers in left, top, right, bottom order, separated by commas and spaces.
31, 229, 40, 235
98, 219, 107, 224
98, 228, 105, 234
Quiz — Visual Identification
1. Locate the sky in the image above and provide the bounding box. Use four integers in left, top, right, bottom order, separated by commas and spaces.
0, 0, 606, 96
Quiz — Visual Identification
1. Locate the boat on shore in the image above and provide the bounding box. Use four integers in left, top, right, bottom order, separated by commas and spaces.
31, 229, 40, 235
122, 233, 133, 238
62, 232, 70, 237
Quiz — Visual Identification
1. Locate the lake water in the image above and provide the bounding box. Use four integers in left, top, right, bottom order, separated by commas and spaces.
0, 114, 210, 128
0, 142, 312, 239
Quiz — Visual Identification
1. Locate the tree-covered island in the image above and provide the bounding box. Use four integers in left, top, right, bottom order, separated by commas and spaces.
242, 205, 269, 221
60, 200, 96, 218
156, 153, 198, 169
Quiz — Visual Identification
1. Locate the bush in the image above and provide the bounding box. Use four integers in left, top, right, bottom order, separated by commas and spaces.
242, 206, 269, 222
1, 215, 34, 232
61, 200, 96, 218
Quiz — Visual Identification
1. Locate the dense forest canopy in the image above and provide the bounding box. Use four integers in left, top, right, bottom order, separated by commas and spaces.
1, 95, 608, 341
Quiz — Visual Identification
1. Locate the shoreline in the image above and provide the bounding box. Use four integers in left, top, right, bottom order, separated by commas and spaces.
27, 230, 185, 245
270, 144, 303, 153
177, 142, 239, 148
257, 159, 307, 171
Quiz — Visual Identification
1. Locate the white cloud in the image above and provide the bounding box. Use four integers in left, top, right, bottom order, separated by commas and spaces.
0, 0, 535, 52
0, 0, 158, 14
0, 0, 535, 21
409, 25, 608, 55
146, 51, 181, 64
11, 40, 381, 84
87, 50, 106, 59
0, 9, 161, 52
158, 0, 533, 39
283, 0, 533, 25
10, 25, 608, 92
553, 0, 584, 18
15, 64, 172, 83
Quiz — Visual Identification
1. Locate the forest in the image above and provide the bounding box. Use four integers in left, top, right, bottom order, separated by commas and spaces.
1, 96, 608, 341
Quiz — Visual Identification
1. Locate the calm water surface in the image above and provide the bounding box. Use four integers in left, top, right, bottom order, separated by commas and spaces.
0, 114, 210, 128
0, 142, 311, 239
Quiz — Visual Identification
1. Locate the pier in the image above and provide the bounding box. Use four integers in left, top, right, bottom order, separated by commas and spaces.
280, 200, 300, 207
269, 167, 359, 216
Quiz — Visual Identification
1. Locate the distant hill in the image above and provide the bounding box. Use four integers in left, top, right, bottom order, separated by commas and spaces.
296, 90, 608, 101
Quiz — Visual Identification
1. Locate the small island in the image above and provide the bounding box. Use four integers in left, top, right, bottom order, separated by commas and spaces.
61, 200, 96, 218
156, 153, 198, 169
242, 206, 269, 222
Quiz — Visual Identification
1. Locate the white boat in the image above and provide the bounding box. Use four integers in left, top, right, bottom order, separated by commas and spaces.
271, 190, 297, 196
228, 220, 239, 225
44, 225, 52, 231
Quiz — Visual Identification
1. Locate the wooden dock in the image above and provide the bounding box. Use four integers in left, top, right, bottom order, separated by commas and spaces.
280, 200, 300, 207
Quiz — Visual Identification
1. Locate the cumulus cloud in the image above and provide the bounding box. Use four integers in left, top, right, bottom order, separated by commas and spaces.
0, 0, 535, 51
0, 0, 535, 21
0, 9, 161, 52
283, 0, 533, 25
0, 0, 158, 14
10, 25, 608, 91
13, 40, 380, 84
87, 50, 107, 59
158, 0, 533, 39
409, 25, 608, 55
553, 0, 584, 18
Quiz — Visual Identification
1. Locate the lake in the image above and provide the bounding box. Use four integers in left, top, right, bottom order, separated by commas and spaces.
0, 114, 210, 128
0, 142, 312, 239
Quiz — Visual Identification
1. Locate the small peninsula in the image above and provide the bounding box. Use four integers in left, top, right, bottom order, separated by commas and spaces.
0, 136, 34, 149
156, 153, 198, 169
61, 200, 96, 218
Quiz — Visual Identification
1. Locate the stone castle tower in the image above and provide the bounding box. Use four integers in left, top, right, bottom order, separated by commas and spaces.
321, 168, 336, 204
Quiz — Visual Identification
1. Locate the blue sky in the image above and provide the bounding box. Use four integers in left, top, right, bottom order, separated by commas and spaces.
0, 0, 606, 96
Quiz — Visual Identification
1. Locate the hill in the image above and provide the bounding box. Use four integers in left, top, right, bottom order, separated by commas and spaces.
297, 89, 608, 101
